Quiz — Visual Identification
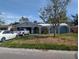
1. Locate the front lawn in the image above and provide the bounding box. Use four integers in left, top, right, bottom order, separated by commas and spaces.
0, 33, 78, 51
57, 33, 78, 40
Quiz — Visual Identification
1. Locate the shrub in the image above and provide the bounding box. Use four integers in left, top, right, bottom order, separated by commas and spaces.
41, 27, 48, 34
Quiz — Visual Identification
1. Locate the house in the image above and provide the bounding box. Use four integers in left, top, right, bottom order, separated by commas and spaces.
0, 25, 9, 30
0, 21, 70, 34
70, 25, 78, 33
38, 23, 70, 34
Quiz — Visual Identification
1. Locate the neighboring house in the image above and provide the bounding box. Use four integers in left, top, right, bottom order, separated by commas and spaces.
0, 21, 70, 34
0, 25, 16, 31
0, 25, 8, 30
70, 25, 78, 33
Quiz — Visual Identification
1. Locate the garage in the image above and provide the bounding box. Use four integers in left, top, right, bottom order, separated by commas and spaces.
59, 23, 70, 34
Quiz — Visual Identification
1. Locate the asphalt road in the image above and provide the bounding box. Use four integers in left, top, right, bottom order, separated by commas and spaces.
0, 47, 77, 59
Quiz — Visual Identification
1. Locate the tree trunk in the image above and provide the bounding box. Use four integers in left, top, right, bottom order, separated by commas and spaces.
53, 23, 56, 37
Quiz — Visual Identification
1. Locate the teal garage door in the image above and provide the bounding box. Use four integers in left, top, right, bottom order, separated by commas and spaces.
60, 26, 69, 33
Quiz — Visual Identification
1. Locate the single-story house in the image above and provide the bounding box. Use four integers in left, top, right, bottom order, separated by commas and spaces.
38, 23, 70, 34
0, 21, 70, 34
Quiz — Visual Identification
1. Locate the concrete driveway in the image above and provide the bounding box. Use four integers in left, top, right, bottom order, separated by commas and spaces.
0, 47, 77, 59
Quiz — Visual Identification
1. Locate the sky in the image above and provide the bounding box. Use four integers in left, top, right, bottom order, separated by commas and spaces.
0, 0, 78, 24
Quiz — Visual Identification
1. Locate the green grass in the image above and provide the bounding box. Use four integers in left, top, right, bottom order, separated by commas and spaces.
0, 42, 77, 51
16, 33, 78, 40
57, 33, 78, 40
32, 33, 78, 40
0, 33, 78, 51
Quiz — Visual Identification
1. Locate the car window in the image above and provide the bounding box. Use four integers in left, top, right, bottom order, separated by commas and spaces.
0, 31, 1, 33
3, 31, 13, 34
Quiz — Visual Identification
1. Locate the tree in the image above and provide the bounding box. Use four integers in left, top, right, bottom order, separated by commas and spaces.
34, 20, 37, 23
10, 22, 19, 25
0, 16, 5, 25
39, 8, 48, 23
39, 0, 70, 37
0, 20, 5, 25
72, 14, 78, 25
19, 16, 29, 23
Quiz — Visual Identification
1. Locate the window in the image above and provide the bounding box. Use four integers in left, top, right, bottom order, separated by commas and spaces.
3, 31, 13, 34
0, 31, 1, 33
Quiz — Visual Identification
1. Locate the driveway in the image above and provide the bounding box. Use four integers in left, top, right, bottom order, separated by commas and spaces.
0, 47, 77, 59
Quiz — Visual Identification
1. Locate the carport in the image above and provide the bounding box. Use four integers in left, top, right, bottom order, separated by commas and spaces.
58, 23, 70, 34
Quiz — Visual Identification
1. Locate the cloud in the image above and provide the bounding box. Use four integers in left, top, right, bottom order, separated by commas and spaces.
0, 12, 20, 24
0, 12, 43, 24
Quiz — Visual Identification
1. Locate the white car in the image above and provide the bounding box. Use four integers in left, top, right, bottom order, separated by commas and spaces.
16, 30, 30, 36
0, 30, 17, 42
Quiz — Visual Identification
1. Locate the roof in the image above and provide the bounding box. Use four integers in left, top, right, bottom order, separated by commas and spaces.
59, 23, 68, 26
38, 23, 68, 27
38, 24, 52, 26
0, 25, 8, 28
15, 22, 40, 27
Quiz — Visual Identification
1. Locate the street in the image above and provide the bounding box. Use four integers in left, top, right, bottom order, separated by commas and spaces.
0, 47, 77, 59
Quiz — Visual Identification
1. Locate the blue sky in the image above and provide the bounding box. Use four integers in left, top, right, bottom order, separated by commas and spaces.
0, 0, 78, 24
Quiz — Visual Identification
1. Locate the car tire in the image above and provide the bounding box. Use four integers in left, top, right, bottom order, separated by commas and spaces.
23, 34, 25, 36
22, 32, 25, 36
1, 37, 6, 42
